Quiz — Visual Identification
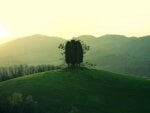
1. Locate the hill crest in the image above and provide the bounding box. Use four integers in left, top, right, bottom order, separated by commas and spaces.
0, 69, 150, 113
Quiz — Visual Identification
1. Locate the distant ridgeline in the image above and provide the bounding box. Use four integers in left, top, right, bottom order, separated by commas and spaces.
0, 34, 149, 77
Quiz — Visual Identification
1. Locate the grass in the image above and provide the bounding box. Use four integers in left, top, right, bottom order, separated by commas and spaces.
0, 68, 150, 113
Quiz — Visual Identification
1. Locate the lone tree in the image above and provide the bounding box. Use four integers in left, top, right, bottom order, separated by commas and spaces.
59, 39, 89, 68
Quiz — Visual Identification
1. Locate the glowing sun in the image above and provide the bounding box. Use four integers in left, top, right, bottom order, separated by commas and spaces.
0, 24, 9, 38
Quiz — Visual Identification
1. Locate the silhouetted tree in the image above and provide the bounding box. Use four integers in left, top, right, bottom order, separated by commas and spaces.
76, 40, 83, 66
59, 38, 89, 68
65, 41, 71, 67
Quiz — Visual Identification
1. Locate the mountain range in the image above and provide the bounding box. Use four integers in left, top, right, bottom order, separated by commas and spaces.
0, 34, 149, 77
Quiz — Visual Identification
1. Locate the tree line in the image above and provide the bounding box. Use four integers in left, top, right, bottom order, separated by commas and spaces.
0, 64, 63, 82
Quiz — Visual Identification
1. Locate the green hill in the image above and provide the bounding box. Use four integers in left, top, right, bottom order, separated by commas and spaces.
0, 69, 150, 113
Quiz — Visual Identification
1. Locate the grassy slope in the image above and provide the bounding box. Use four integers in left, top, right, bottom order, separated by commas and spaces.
0, 69, 150, 113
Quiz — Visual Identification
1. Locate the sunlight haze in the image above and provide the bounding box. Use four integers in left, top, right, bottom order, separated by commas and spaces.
0, 0, 150, 40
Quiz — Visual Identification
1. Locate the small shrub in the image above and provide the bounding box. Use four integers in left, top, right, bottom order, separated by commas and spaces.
8, 92, 38, 113
68, 106, 79, 113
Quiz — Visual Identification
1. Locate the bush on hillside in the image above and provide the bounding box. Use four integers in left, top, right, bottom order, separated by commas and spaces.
0, 93, 38, 113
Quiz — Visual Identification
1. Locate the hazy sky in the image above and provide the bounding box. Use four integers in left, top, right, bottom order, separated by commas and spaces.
0, 0, 150, 39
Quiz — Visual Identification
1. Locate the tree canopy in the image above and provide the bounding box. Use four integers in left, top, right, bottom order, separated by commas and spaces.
59, 39, 89, 68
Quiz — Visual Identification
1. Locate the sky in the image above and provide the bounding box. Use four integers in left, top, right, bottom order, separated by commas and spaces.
0, 0, 150, 40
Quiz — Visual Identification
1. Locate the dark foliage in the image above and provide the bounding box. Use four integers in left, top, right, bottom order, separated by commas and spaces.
0, 93, 38, 113
59, 39, 89, 68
